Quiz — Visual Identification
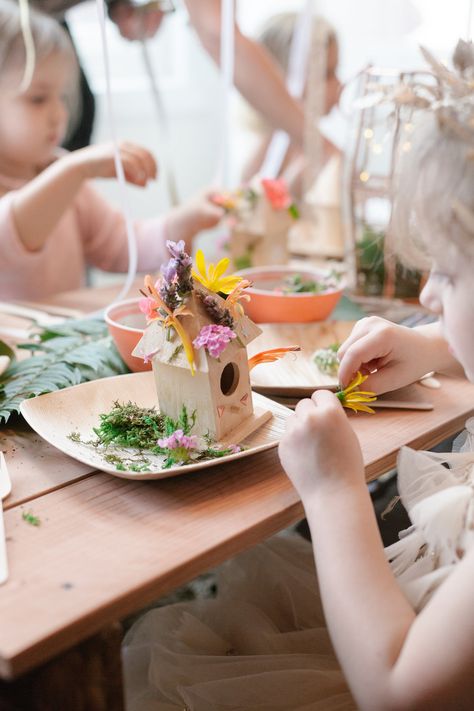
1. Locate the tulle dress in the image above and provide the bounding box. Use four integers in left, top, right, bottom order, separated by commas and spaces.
123, 420, 474, 711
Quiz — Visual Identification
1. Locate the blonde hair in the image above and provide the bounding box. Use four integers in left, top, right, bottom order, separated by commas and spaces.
243, 12, 337, 134
259, 11, 336, 75
390, 107, 474, 272
0, 0, 79, 129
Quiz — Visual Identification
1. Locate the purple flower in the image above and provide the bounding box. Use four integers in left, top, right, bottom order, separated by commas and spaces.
193, 324, 236, 359
161, 258, 178, 283
166, 240, 186, 259
157, 429, 199, 464
157, 429, 199, 451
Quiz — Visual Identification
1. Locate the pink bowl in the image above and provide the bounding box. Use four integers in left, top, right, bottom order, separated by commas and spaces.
236, 266, 343, 324
104, 298, 150, 372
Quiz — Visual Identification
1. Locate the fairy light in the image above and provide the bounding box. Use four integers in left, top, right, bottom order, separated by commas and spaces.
372, 143, 383, 154
363, 128, 374, 139
359, 170, 370, 182
404, 121, 414, 133
402, 141, 412, 152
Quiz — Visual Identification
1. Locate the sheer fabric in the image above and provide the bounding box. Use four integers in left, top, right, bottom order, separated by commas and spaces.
123, 419, 474, 710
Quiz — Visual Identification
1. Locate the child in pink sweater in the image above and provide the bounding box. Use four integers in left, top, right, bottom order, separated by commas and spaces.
0, 0, 223, 300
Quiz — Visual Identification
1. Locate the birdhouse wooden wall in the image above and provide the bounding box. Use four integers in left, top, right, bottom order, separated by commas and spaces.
152, 338, 253, 441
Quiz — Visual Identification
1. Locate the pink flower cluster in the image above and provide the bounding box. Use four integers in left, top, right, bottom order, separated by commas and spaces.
139, 295, 158, 320
157, 429, 199, 452
261, 178, 291, 210
193, 324, 236, 359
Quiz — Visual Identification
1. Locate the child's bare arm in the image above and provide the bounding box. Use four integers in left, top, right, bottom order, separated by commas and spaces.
185, 0, 304, 146
11, 142, 157, 252
279, 391, 474, 710
337, 318, 463, 392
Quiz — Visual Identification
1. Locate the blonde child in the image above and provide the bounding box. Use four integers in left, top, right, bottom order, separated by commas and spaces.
242, 11, 342, 199
279, 48, 474, 710
0, 0, 223, 300
123, 43, 474, 710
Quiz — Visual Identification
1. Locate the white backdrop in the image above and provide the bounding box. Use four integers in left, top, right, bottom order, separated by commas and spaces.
67, 0, 473, 241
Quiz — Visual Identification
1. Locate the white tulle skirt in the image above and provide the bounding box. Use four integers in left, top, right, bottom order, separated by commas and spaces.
123, 419, 474, 711
123, 534, 356, 710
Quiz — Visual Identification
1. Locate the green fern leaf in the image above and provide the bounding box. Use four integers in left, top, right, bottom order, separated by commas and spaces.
0, 318, 129, 424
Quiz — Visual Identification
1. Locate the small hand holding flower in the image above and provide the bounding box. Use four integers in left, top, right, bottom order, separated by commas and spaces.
337, 316, 445, 394
278, 389, 365, 501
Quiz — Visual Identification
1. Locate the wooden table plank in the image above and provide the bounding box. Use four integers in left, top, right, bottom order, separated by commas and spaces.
0, 374, 473, 679
0, 423, 93, 509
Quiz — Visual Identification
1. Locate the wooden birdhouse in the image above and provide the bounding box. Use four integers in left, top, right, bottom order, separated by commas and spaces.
132, 244, 273, 443
213, 179, 298, 271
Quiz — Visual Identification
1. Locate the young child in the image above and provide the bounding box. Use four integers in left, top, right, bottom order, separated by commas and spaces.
123, 43, 474, 710
0, 0, 223, 300
241, 11, 342, 200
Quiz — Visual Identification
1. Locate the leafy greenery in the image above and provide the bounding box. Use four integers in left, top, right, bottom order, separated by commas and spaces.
92, 401, 165, 448
0, 340, 15, 362
283, 271, 342, 294
355, 224, 422, 298
22, 510, 41, 526
288, 202, 300, 219
0, 318, 128, 424
70, 401, 239, 472
313, 343, 340, 376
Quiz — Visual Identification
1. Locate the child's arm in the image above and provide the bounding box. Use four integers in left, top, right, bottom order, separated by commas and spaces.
75, 185, 224, 274
185, 0, 304, 146
337, 317, 464, 392
279, 392, 474, 710
11, 142, 157, 252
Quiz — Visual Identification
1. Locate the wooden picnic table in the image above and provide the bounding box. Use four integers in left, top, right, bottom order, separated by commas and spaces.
1, 282, 473, 709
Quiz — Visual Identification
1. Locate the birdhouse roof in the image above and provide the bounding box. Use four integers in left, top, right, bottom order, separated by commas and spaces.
133, 284, 261, 372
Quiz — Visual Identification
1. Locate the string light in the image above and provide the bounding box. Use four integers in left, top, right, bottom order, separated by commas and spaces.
359, 171, 370, 182
364, 128, 374, 139
372, 143, 383, 154
402, 141, 412, 152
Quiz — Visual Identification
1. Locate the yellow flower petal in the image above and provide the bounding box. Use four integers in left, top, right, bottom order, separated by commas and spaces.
213, 257, 231, 279
195, 249, 207, 279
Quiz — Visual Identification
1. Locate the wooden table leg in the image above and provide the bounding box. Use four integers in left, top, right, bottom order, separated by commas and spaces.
0, 624, 125, 711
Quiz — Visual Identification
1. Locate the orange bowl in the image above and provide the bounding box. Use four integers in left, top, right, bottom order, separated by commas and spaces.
236, 266, 344, 323
104, 298, 150, 372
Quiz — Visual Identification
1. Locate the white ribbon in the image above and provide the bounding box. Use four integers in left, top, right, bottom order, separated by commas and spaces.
18, 0, 36, 92
96, 0, 138, 303
217, 0, 235, 188
259, 0, 315, 179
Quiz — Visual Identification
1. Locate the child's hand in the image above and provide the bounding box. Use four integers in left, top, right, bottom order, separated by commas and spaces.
337, 317, 437, 393
279, 390, 364, 500
166, 191, 225, 250
69, 141, 158, 187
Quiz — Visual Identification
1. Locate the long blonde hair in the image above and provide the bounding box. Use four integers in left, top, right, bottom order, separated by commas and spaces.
390, 67, 474, 270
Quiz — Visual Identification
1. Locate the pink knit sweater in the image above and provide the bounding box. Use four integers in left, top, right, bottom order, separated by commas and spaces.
0, 179, 168, 300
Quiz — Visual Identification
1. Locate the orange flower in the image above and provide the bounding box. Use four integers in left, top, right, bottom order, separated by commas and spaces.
143, 275, 196, 375
248, 346, 301, 371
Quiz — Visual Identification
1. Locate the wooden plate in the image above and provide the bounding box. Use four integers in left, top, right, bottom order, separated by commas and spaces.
248, 321, 356, 396
20, 372, 292, 481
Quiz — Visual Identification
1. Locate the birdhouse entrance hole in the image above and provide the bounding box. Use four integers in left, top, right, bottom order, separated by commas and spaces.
220, 362, 239, 396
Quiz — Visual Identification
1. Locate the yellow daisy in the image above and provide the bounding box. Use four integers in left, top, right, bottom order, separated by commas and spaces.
336, 371, 377, 414
192, 250, 242, 295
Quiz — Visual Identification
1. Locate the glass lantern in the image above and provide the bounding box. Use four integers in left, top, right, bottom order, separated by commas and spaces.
343, 66, 436, 300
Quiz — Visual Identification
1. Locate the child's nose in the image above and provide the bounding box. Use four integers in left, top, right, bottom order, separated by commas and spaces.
52, 98, 67, 125
419, 274, 442, 314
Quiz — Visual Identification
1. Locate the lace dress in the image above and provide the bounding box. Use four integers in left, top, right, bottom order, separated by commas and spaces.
123, 420, 474, 711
